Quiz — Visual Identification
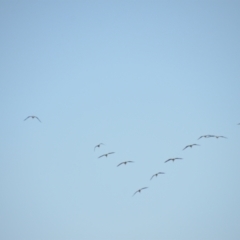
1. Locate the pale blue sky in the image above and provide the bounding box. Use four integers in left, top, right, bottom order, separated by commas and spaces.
1, 1, 240, 240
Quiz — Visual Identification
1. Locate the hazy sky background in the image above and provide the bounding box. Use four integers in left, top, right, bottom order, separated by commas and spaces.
1, 1, 240, 239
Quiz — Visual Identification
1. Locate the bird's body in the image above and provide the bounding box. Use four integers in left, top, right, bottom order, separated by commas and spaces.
98, 152, 115, 158
117, 161, 134, 167
24, 116, 41, 122
183, 144, 200, 150
94, 143, 104, 151
165, 157, 182, 163
150, 172, 165, 180
132, 187, 148, 196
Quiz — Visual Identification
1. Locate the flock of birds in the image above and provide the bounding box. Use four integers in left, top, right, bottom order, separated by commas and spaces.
25, 115, 239, 197
93, 134, 229, 196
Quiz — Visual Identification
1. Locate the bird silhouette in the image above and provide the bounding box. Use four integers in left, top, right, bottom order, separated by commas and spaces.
117, 161, 134, 167
165, 158, 182, 163
24, 116, 41, 122
94, 143, 104, 151
150, 172, 165, 180
98, 152, 115, 158
213, 135, 227, 139
198, 135, 214, 140
183, 144, 200, 150
132, 187, 148, 196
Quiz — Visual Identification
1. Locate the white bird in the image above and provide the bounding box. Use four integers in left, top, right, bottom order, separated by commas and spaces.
24, 116, 41, 122
132, 187, 148, 197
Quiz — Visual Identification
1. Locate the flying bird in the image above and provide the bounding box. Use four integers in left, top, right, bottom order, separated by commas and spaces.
198, 135, 214, 140
98, 152, 115, 158
117, 161, 134, 167
213, 135, 227, 139
24, 116, 41, 122
165, 158, 182, 163
150, 172, 165, 180
94, 143, 104, 151
132, 187, 148, 197
183, 144, 200, 150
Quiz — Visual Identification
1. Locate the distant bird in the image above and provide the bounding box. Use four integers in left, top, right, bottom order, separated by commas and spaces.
213, 135, 227, 139
150, 172, 165, 180
165, 158, 182, 163
98, 152, 115, 158
183, 144, 200, 150
132, 187, 148, 197
117, 161, 134, 167
198, 135, 214, 140
238, 123, 240, 125
94, 143, 104, 151
24, 116, 41, 122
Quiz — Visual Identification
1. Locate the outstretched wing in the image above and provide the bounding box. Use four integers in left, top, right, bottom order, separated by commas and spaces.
94, 144, 100, 151
35, 116, 41, 122
164, 159, 171, 163
150, 174, 156, 180
132, 190, 139, 196
117, 162, 124, 167
24, 116, 30, 121
98, 154, 106, 158
209, 135, 216, 138
183, 145, 189, 150
205, 135, 213, 138
108, 152, 115, 155
219, 136, 227, 139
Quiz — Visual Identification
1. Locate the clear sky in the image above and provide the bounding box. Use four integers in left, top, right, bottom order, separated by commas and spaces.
1, 1, 240, 239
